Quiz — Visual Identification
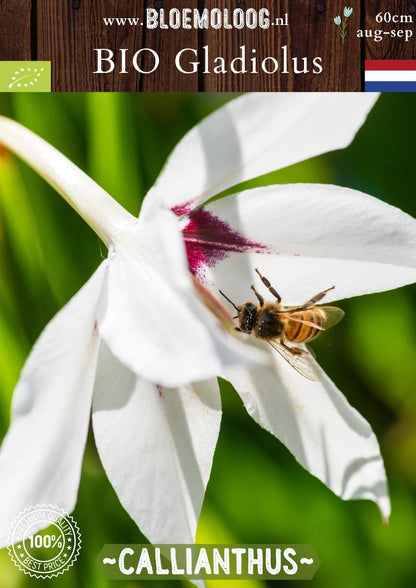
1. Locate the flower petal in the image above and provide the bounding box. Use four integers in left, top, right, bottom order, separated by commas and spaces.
224, 355, 390, 521
92, 343, 221, 544
0, 116, 134, 246
100, 211, 266, 387
141, 93, 378, 216
0, 263, 107, 547
191, 184, 416, 305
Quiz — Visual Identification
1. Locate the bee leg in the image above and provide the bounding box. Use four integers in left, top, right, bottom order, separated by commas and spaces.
280, 339, 303, 356
298, 285, 335, 310
255, 268, 281, 303
250, 284, 264, 307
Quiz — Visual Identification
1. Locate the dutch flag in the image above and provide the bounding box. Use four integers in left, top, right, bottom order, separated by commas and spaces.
365, 60, 416, 92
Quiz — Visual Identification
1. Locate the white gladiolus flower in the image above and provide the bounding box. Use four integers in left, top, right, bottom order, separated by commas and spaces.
1, 94, 416, 549
334, 15, 342, 25
344, 7, 353, 18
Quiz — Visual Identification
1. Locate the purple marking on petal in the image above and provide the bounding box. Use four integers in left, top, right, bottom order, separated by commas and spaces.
156, 384, 164, 400
181, 207, 268, 278
171, 200, 196, 217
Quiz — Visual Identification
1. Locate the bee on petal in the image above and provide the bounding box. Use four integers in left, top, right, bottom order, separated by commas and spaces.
220, 268, 344, 380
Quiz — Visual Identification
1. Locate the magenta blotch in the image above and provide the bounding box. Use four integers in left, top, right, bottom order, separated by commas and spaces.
171, 200, 196, 217
179, 207, 268, 277
156, 384, 163, 400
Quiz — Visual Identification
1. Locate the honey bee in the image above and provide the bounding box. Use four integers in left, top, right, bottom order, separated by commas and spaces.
220, 268, 344, 380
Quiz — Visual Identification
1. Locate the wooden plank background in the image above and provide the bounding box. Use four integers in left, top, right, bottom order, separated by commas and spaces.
1, 0, 415, 91
366, 0, 416, 60
0, 0, 32, 61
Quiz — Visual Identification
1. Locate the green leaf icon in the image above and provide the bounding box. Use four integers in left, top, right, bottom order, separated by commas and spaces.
0, 61, 51, 92
8, 67, 45, 90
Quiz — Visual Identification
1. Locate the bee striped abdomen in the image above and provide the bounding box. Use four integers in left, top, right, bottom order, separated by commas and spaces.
285, 310, 325, 343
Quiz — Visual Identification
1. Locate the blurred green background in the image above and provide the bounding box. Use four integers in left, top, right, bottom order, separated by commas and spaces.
0, 93, 415, 588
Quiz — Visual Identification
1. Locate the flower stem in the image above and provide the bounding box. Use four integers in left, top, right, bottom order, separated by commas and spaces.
340, 18, 348, 42
0, 116, 135, 247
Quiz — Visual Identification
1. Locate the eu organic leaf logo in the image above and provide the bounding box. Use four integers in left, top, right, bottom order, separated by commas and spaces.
8, 67, 45, 90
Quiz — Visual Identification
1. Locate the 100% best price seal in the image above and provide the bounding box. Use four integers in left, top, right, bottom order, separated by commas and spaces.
7, 504, 81, 578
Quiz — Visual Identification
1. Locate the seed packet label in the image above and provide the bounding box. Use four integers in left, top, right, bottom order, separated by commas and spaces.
96, 544, 321, 580
1, 3, 416, 91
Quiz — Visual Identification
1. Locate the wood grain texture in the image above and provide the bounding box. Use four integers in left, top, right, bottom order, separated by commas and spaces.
1, 0, 415, 91
201, 0, 361, 91
201, 0, 289, 91
365, 0, 416, 59
141, 0, 199, 91
0, 0, 32, 60
37, 1, 147, 91
290, 1, 361, 91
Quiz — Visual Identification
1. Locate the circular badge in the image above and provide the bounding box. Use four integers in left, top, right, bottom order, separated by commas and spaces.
7, 504, 81, 578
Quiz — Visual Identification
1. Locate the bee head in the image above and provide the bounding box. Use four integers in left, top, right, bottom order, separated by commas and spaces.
238, 302, 257, 333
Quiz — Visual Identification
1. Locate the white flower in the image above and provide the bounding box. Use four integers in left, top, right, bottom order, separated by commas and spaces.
344, 6, 353, 17
334, 15, 342, 25
1, 94, 416, 548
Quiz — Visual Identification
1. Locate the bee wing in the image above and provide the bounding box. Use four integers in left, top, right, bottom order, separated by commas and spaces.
267, 340, 319, 381
316, 306, 345, 330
